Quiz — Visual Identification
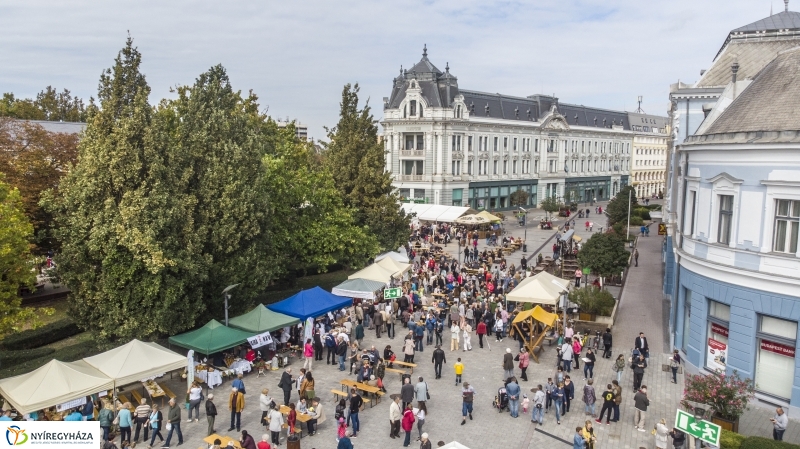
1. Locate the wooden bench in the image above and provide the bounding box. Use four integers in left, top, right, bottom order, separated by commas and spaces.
392, 361, 418, 374
130, 389, 144, 405
384, 367, 408, 378
160, 385, 177, 400
116, 394, 131, 407
281, 423, 303, 439
331, 389, 348, 402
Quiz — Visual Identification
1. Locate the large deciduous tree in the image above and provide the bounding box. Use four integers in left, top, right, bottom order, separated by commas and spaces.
324, 84, 409, 252
539, 195, 562, 219
0, 176, 42, 334
576, 232, 630, 279
0, 88, 87, 122
605, 185, 638, 226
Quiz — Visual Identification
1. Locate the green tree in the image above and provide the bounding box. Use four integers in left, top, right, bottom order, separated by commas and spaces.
0, 176, 45, 335
539, 195, 562, 219
577, 232, 630, 278
0, 88, 87, 122
606, 185, 638, 226
510, 189, 529, 207
323, 84, 409, 251
569, 286, 616, 316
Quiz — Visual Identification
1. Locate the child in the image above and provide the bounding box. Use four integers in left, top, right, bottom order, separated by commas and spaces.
454, 358, 464, 386
521, 394, 530, 414
336, 417, 347, 442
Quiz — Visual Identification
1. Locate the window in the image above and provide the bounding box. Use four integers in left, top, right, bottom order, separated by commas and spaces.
755, 315, 797, 400
774, 200, 800, 253
513, 138, 517, 151
503, 137, 508, 151
534, 160, 539, 174
468, 136, 473, 151
706, 301, 730, 371
410, 100, 416, 116
534, 139, 539, 152
451, 160, 461, 175
682, 289, 692, 352
493, 137, 499, 152
402, 160, 423, 175
503, 160, 508, 174
417, 134, 424, 150
512, 160, 517, 174
493, 160, 498, 175
452, 189, 463, 206
717, 195, 734, 244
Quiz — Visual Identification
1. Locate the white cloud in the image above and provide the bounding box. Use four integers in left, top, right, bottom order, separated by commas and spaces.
0, 0, 779, 138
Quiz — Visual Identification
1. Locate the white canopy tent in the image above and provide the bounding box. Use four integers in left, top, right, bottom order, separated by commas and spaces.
0, 359, 114, 414
505, 271, 572, 306
83, 339, 186, 386
401, 203, 471, 223
376, 257, 411, 276
331, 278, 387, 300
375, 249, 410, 264
348, 263, 397, 284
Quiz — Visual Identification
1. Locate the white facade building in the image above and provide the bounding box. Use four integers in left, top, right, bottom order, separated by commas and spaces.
628, 113, 668, 199
381, 47, 633, 210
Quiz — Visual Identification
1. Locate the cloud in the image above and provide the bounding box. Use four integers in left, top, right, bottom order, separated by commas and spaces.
0, 0, 777, 139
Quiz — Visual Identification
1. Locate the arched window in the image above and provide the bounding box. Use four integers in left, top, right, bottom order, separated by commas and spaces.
410, 100, 417, 116
419, 104, 424, 117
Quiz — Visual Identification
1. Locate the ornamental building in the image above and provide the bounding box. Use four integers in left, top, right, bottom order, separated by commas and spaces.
664, 3, 800, 413
381, 46, 634, 210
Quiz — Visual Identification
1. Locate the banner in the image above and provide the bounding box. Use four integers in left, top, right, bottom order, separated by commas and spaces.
707, 338, 727, 371
760, 339, 796, 357
186, 349, 195, 390
247, 331, 274, 349
1, 421, 100, 448
55, 397, 86, 413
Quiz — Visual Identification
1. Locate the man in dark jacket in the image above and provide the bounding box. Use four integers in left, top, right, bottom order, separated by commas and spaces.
205, 394, 217, 436
336, 337, 348, 371
632, 355, 647, 392
601, 328, 613, 358
431, 345, 446, 379
374, 309, 383, 338
325, 332, 337, 364
634, 332, 649, 359
164, 398, 183, 447
633, 386, 649, 430
278, 368, 293, 405
400, 377, 415, 410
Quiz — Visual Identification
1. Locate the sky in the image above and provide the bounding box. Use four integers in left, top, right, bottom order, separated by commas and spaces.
0, 0, 785, 140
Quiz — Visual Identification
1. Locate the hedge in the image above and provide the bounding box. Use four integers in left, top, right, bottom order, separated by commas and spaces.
740, 437, 800, 449
630, 216, 644, 226
0, 340, 99, 378
1, 319, 81, 350
720, 429, 746, 449
633, 207, 651, 220
0, 347, 56, 365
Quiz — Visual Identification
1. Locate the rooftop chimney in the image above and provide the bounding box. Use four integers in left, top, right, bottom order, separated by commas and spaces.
732, 61, 740, 98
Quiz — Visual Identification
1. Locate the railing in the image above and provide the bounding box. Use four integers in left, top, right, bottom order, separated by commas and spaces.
397, 174, 424, 181
400, 150, 425, 157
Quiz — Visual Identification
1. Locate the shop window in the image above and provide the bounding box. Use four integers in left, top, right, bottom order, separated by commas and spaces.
755, 315, 797, 400
682, 288, 692, 352
706, 301, 730, 372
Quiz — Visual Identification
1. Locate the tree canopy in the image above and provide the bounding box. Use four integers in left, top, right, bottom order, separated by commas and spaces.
0, 87, 87, 122
323, 84, 410, 251
606, 185, 638, 226
576, 232, 630, 278
539, 195, 562, 218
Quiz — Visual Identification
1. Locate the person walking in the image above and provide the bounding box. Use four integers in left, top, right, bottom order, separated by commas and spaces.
187, 382, 202, 423
669, 349, 682, 384
632, 354, 647, 392
476, 320, 487, 348
613, 354, 625, 383
337, 337, 348, 371
118, 403, 133, 443
401, 404, 415, 447
389, 395, 402, 439
462, 323, 472, 351
146, 404, 163, 448
583, 348, 596, 380
634, 332, 650, 360
595, 383, 615, 425
454, 358, 464, 386
303, 338, 314, 371
518, 348, 530, 381
278, 368, 293, 406
655, 418, 669, 449
134, 398, 152, 443
611, 380, 622, 422
552, 382, 565, 425
259, 389, 273, 430
205, 394, 217, 436
460, 382, 475, 425
502, 348, 514, 380
561, 338, 574, 372
431, 345, 446, 379
601, 328, 613, 358
573, 427, 586, 449
228, 387, 245, 432
531, 385, 545, 425
99, 404, 114, 442
582, 379, 596, 418
401, 377, 415, 410
163, 398, 183, 448
563, 376, 574, 414
633, 248, 639, 267
772, 407, 789, 441
414, 377, 428, 412
670, 428, 686, 449
415, 406, 426, 441
506, 377, 521, 418
419, 433, 431, 449
450, 322, 460, 351
348, 389, 364, 438
265, 403, 283, 447
493, 318, 504, 342
633, 386, 649, 431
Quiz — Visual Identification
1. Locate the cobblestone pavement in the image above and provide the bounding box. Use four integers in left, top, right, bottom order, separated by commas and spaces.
148, 206, 798, 448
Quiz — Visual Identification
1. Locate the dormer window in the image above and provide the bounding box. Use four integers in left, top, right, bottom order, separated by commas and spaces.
410, 100, 417, 116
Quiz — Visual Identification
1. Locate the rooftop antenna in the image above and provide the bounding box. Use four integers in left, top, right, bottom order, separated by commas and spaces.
636, 95, 645, 114
786, 0, 790, 12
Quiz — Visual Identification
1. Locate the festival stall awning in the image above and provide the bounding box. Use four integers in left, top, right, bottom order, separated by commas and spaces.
454, 214, 490, 225
476, 210, 502, 222
83, 339, 187, 386
375, 250, 410, 264
400, 203, 472, 222
0, 359, 114, 415
227, 304, 300, 334
168, 320, 254, 355
348, 263, 396, 284
512, 305, 559, 327
266, 286, 352, 321
331, 278, 387, 300
561, 229, 575, 241
505, 272, 571, 306
376, 257, 411, 276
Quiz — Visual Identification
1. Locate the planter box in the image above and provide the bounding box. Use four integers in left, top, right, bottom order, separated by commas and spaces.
579, 312, 596, 321
711, 414, 739, 433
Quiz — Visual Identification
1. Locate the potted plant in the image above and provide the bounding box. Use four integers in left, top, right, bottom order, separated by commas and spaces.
680, 370, 755, 433
569, 287, 615, 321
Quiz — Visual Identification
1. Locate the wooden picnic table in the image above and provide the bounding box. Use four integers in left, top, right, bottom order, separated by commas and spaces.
277, 404, 309, 438
391, 360, 418, 374
203, 434, 242, 449
339, 379, 382, 407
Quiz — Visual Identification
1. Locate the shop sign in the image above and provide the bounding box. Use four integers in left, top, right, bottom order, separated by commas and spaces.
760, 339, 796, 357
707, 338, 727, 371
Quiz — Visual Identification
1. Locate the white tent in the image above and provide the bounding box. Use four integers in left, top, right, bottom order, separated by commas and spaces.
348, 263, 396, 284
505, 271, 572, 306
400, 203, 471, 223
376, 257, 411, 276
83, 339, 186, 386
375, 250, 410, 264
438, 442, 472, 449
0, 359, 113, 414
331, 278, 387, 300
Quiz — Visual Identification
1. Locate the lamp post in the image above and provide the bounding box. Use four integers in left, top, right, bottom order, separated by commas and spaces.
626, 189, 632, 241
222, 284, 239, 326
693, 407, 706, 449
519, 207, 528, 253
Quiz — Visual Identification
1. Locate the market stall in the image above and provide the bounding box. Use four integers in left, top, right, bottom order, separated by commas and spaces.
347, 263, 396, 284
228, 304, 300, 334
331, 278, 387, 300
0, 359, 113, 415
505, 271, 571, 306
510, 305, 559, 363
83, 339, 186, 387
168, 319, 254, 355
375, 249, 410, 264
376, 257, 411, 277
266, 286, 352, 321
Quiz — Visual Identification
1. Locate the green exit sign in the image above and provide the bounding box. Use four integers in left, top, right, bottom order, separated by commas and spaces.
384, 287, 402, 299
674, 409, 721, 447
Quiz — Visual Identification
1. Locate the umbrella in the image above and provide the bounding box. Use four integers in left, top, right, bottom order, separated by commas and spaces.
455, 214, 490, 225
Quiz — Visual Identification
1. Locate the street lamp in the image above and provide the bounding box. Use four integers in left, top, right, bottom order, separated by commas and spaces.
626, 189, 632, 241
693, 407, 706, 449
553, 280, 569, 334
519, 207, 528, 253
222, 284, 239, 326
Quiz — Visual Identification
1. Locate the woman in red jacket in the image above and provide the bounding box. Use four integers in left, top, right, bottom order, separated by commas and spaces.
476, 321, 487, 349
401, 404, 416, 447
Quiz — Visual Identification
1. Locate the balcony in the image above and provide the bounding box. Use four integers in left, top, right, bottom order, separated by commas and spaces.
400, 150, 425, 158
397, 174, 424, 181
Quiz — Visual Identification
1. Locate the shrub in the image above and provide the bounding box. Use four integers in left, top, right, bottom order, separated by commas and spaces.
681, 370, 755, 420
569, 287, 616, 316
0, 340, 99, 378
740, 436, 800, 449
0, 347, 56, 365
633, 207, 651, 220
1, 319, 81, 350
720, 430, 746, 449
630, 216, 644, 226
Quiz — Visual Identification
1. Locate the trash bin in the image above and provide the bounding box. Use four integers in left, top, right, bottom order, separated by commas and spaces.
522, 244, 527, 252
287, 434, 300, 449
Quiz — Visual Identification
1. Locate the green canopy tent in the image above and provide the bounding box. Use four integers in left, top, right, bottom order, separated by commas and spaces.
168, 319, 254, 355
228, 304, 300, 333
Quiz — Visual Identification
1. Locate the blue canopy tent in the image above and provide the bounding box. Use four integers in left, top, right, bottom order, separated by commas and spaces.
266, 286, 352, 321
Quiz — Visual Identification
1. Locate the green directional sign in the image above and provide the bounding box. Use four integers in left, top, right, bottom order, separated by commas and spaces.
384, 287, 402, 300
674, 409, 721, 447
